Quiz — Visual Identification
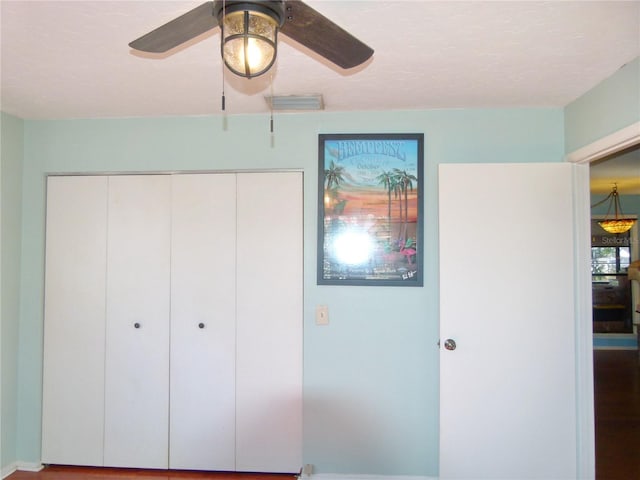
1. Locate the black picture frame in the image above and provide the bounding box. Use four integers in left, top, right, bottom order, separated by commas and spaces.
318, 133, 424, 286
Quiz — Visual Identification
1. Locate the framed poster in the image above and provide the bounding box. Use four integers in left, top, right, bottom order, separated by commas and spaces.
318, 133, 424, 286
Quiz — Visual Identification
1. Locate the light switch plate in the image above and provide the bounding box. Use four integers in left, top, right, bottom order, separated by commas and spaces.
316, 305, 329, 325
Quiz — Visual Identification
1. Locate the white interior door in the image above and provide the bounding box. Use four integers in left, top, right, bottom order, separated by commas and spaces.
42, 176, 108, 466
169, 174, 237, 470
104, 175, 171, 469
439, 163, 578, 479
235, 172, 303, 473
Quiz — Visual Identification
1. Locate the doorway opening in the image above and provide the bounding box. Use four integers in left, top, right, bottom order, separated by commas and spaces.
589, 143, 640, 345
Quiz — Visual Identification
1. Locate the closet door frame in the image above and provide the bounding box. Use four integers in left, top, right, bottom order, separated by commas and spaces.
42, 170, 303, 472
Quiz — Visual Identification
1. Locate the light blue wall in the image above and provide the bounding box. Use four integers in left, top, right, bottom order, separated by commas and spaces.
1, 112, 24, 473
564, 56, 640, 153
15, 108, 564, 475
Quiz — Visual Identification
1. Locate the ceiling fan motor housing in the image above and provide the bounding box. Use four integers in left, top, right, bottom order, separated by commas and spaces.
213, 1, 286, 27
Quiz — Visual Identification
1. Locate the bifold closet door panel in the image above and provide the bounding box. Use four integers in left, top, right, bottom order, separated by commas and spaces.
235, 172, 303, 473
104, 175, 171, 469
42, 176, 108, 466
169, 174, 237, 470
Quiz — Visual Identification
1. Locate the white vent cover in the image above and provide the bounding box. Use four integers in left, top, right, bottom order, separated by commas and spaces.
265, 94, 324, 111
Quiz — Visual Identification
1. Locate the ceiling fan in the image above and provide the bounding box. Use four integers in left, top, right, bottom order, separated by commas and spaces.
129, 0, 374, 79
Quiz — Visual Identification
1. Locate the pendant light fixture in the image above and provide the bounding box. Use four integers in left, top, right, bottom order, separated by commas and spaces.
591, 184, 636, 234
215, 1, 285, 79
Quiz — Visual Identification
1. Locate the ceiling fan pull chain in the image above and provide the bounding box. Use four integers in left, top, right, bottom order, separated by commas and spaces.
269, 71, 275, 134
221, 63, 226, 111
221, 0, 227, 112
221, 57, 226, 111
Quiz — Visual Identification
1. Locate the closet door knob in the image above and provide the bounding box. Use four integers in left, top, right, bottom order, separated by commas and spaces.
198, 323, 205, 329
134, 322, 141, 329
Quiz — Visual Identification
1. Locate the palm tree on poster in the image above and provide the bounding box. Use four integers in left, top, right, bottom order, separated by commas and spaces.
325, 160, 346, 213
325, 160, 345, 190
393, 168, 418, 242
376, 170, 394, 233
393, 176, 404, 240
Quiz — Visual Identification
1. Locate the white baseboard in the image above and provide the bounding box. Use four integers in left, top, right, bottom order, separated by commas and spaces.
17, 462, 44, 472
302, 474, 437, 480
2, 462, 44, 478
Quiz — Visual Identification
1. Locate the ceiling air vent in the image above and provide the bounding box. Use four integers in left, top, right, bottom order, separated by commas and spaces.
265, 94, 324, 111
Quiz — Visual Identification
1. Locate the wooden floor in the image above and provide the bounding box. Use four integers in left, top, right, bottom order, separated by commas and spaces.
594, 349, 640, 480
7, 350, 639, 480
6, 466, 296, 480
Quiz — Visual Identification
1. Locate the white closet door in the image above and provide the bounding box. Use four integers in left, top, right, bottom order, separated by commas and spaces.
104, 175, 171, 469
236, 172, 303, 473
42, 176, 108, 466
169, 174, 237, 470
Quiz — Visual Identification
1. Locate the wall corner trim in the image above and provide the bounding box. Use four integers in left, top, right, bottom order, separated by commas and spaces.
565, 121, 640, 164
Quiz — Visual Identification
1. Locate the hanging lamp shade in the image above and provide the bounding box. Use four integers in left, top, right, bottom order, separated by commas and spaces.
599, 218, 635, 234
215, 1, 285, 79
592, 184, 636, 234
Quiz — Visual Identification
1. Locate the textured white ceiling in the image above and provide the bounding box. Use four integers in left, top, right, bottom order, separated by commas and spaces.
1, 0, 639, 120
1, 1, 639, 192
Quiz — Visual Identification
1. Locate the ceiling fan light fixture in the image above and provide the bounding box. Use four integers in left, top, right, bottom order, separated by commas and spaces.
216, 1, 285, 79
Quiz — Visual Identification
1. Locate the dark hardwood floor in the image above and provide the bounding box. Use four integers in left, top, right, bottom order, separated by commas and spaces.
7, 350, 639, 479
594, 349, 640, 480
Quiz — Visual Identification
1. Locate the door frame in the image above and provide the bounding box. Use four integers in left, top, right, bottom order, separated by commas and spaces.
566, 121, 640, 479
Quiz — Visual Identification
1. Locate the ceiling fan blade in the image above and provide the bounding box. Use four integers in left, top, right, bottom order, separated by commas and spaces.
129, 2, 218, 53
280, 0, 373, 69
